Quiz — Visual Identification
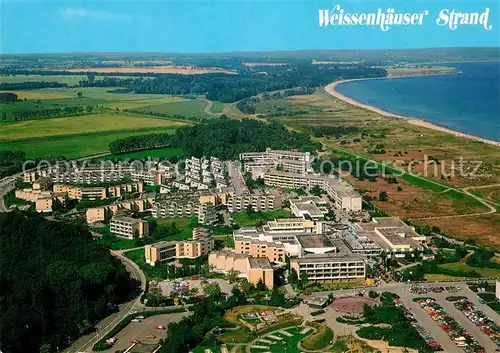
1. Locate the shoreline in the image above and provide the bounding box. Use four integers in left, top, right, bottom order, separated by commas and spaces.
324, 76, 500, 147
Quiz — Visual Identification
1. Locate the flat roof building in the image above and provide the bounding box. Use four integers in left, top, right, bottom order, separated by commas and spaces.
110, 217, 149, 239
145, 237, 214, 266
353, 217, 426, 257
291, 254, 366, 282
263, 171, 362, 212
209, 250, 274, 289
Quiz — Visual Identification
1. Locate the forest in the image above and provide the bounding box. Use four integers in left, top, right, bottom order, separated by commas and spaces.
109, 118, 320, 158
0, 92, 18, 103
11, 106, 88, 121
0, 81, 67, 90
129, 64, 386, 102
0, 150, 27, 178
0, 212, 134, 353
1, 64, 386, 103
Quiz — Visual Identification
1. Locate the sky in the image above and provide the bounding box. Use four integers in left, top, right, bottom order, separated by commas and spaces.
1, 0, 499, 54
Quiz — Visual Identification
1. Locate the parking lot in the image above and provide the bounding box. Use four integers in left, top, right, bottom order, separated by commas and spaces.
312, 281, 500, 353
397, 284, 500, 353
102, 312, 189, 353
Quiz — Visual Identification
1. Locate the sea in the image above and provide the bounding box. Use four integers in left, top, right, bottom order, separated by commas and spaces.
335, 62, 500, 142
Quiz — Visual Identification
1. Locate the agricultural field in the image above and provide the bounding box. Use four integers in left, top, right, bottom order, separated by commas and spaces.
134, 99, 212, 118
52, 65, 237, 74
0, 74, 138, 85
0, 128, 179, 159
0, 113, 187, 142
0, 86, 215, 121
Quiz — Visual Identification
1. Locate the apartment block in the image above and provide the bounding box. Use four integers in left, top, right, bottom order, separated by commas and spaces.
131, 169, 170, 186
110, 217, 149, 239
240, 148, 314, 174
145, 241, 177, 265
209, 250, 274, 289
198, 204, 218, 225
152, 197, 200, 218
263, 170, 362, 212
234, 237, 286, 263
107, 182, 144, 197
145, 237, 214, 266
85, 195, 155, 224
323, 177, 362, 212
53, 184, 106, 200
192, 227, 212, 239
199, 187, 235, 205
291, 254, 366, 282
226, 195, 276, 212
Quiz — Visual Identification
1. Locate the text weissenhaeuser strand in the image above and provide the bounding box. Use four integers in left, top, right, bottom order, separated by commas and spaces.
319, 5, 493, 31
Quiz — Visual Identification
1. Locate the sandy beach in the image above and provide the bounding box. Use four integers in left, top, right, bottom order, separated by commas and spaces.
324, 79, 500, 147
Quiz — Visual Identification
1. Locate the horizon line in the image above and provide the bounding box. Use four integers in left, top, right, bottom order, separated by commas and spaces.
1, 46, 500, 57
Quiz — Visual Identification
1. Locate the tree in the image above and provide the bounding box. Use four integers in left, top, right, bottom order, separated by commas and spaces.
87, 73, 95, 84
298, 270, 308, 289
1, 112, 7, 121
85, 105, 93, 113
256, 278, 267, 291
379, 191, 388, 202
39, 344, 52, 353
203, 282, 221, 298
240, 279, 254, 294
310, 185, 325, 196
368, 290, 379, 299
227, 269, 239, 283
0, 212, 131, 353
245, 204, 255, 216
288, 268, 299, 285
77, 91, 83, 98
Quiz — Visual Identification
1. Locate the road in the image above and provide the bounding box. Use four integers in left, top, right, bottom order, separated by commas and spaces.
64, 250, 146, 353
227, 161, 249, 195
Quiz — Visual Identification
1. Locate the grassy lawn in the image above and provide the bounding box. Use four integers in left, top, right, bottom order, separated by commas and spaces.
0, 127, 180, 159
302, 280, 364, 292
103, 147, 184, 161
248, 326, 312, 353
93, 226, 137, 250
301, 323, 334, 351
231, 209, 293, 227
156, 216, 199, 240
438, 262, 500, 278
211, 101, 226, 113
0, 113, 188, 142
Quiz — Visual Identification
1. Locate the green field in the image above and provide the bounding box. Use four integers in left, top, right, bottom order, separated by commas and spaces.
104, 147, 185, 161
211, 101, 226, 114
438, 262, 500, 278
0, 74, 140, 86
0, 127, 180, 159
0, 113, 188, 142
134, 99, 210, 117
232, 209, 294, 226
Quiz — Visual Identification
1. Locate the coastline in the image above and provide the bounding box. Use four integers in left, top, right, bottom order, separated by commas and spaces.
324, 77, 500, 147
